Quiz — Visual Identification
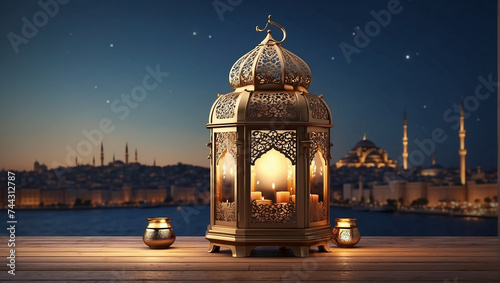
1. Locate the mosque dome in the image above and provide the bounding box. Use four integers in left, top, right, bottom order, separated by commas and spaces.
352, 133, 377, 150
353, 139, 376, 150
421, 154, 445, 177
336, 134, 397, 168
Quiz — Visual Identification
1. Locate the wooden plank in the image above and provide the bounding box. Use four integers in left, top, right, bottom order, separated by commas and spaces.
0, 270, 498, 281
11, 256, 500, 264
0, 236, 497, 282
4, 236, 499, 249
6, 251, 500, 260
4, 262, 499, 272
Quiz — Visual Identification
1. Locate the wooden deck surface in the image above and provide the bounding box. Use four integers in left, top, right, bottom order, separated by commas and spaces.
0, 236, 499, 282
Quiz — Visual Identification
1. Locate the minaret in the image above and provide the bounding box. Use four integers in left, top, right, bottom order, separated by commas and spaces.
75, 156, 78, 166
135, 148, 138, 163
92, 156, 95, 167
125, 143, 129, 165
402, 112, 408, 170
459, 102, 467, 185
113, 153, 115, 163
100, 142, 104, 166
432, 153, 436, 166
358, 176, 363, 203
153, 157, 156, 167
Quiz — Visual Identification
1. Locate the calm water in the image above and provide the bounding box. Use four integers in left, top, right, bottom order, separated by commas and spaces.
2, 206, 497, 236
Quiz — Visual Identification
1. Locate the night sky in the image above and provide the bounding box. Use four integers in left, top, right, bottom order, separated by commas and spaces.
0, 0, 497, 171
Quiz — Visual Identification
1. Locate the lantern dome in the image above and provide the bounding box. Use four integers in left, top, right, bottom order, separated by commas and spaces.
229, 27, 311, 91
229, 31, 312, 91
209, 16, 331, 126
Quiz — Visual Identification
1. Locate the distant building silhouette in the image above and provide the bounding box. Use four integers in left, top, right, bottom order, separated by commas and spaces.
402, 112, 408, 170
125, 142, 129, 165
459, 101, 467, 185
100, 142, 104, 167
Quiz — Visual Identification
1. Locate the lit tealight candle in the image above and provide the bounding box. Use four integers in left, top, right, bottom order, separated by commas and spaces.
310, 194, 319, 203
256, 197, 272, 206
251, 191, 262, 201
276, 191, 290, 203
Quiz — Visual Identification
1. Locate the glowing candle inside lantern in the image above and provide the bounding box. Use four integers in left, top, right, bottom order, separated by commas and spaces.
310, 194, 319, 203
251, 191, 262, 201
287, 164, 295, 193
272, 183, 275, 191
276, 191, 290, 203
256, 197, 272, 206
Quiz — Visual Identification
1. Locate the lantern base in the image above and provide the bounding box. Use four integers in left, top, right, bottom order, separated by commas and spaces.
205, 225, 332, 257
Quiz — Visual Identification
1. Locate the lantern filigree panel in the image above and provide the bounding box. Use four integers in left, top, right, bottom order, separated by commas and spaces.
309, 132, 330, 164
215, 132, 237, 164
255, 45, 282, 86
310, 201, 327, 222
216, 201, 237, 222
250, 201, 296, 223
229, 48, 253, 87
281, 49, 299, 85
247, 92, 298, 119
309, 132, 329, 223
250, 130, 297, 165
240, 47, 261, 86
282, 49, 311, 88
305, 94, 329, 120
214, 92, 240, 120
215, 132, 237, 223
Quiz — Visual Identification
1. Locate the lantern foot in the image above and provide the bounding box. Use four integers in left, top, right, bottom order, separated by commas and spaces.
290, 246, 310, 257
207, 243, 220, 253
231, 245, 255, 257
317, 241, 332, 253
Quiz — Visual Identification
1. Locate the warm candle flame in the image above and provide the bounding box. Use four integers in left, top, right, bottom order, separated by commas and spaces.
272, 183, 275, 190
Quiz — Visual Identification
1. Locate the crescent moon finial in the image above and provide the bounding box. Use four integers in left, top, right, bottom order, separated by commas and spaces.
256, 15, 286, 43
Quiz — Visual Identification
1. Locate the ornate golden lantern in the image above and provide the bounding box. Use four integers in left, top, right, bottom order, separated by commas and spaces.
206, 15, 333, 257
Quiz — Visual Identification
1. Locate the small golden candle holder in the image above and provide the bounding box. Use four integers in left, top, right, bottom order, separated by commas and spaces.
143, 217, 176, 249
331, 218, 360, 248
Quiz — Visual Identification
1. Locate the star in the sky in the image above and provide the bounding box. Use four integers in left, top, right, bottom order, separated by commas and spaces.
423, 105, 427, 109
106, 100, 110, 104
208, 35, 212, 39
110, 43, 114, 47
405, 55, 410, 59
94, 85, 98, 89
331, 56, 335, 60
193, 32, 197, 36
